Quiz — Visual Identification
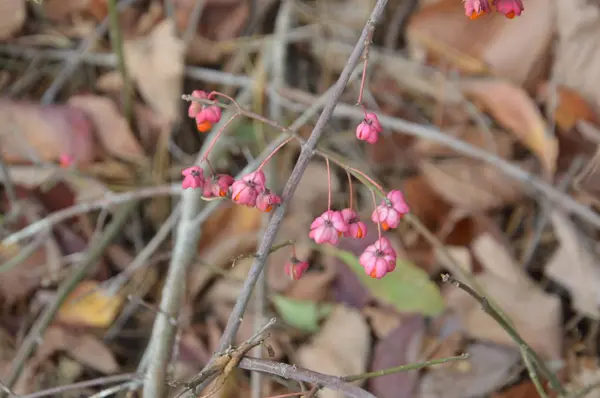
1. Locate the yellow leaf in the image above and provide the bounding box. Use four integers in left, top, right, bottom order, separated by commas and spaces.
57, 280, 124, 328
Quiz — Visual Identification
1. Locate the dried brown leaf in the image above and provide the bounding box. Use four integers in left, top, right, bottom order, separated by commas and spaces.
460, 80, 558, 175
124, 19, 185, 124
538, 83, 599, 132
297, 305, 371, 398
0, 0, 25, 40
0, 240, 47, 307
446, 234, 562, 360
0, 100, 96, 165
553, 0, 600, 115
68, 95, 147, 165
419, 157, 530, 211
368, 315, 424, 398
545, 211, 600, 318
406, 0, 553, 88
418, 343, 520, 398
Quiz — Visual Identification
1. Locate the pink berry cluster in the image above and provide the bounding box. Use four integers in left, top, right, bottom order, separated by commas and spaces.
355, 112, 383, 144
187, 90, 222, 133
182, 167, 282, 213
309, 190, 409, 279
463, 0, 523, 19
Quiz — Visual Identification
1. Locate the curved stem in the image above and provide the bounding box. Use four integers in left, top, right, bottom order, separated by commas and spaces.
326, 157, 332, 210
347, 166, 385, 197
346, 170, 354, 210
370, 189, 381, 239
256, 136, 294, 171
201, 115, 238, 163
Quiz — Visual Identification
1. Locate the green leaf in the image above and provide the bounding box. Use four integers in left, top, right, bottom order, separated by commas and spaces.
324, 247, 445, 316
272, 295, 332, 333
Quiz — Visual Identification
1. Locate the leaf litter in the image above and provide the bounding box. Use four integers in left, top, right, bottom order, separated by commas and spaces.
3, 0, 600, 397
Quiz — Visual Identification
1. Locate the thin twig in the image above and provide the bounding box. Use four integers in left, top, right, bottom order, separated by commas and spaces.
441, 274, 566, 395
182, 0, 207, 45
239, 358, 375, 398
107, 0, 133, 124
0, 151, 16, 207
2, 184, 180, 245
19, 374, 138, 398
0, 202, 138, 396
342, 353, 469, 382
521, 346, 550, 398
0, 231, 48, 273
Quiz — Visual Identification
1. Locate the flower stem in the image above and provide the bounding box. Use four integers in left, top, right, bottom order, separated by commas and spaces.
356, 26, 374, 106
326, 157, 332, 210
256, 136, 294, 171
201, 115, 238, 163
347, 166, 385, 197
371, 189, 381, 239
346, 170, 354, 210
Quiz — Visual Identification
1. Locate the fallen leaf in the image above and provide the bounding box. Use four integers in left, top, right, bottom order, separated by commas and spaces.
272, 295, 332, 333
537, 83, 599, 132
43, 0, 107, 21
95, 71, 123, 93
418, 343, 520, 398
446, 234, 562, 360
460, 79, 558, 175
57, 280, 125, 328
363, 306, 402, 339
0, 100, 96, 165
553, 0, 600, 116
0, 238, 48, 307
492, 381, 548, 398
285, 262, 336, 301
68, 95, 147, 165
124, 19, 185, 124
326, 246, 445, 317
297, 305, 371, 398
406, 0, 553, 88
368, 315, 425, 398
566, 365, 600, 398
37, 326, 119, 374
545, 211, 600, 318
419, 157, 531, 212
0, 0, 26, 40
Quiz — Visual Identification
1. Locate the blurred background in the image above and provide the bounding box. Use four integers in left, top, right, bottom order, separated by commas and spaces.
1, 0, 600, 397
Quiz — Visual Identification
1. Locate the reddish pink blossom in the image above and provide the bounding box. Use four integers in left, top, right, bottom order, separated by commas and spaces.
386, 190, 410, 214
231, 171, 266, 206
463, 0, 492, 19
59, 154, 74, 168
188, 90, 208, 118
182, 166, 205, 190
371, 190, 409, 230
356, 112, 383, 144
204, 174, 235, 198
309, 210, 349, 245
341, 208, 367, 239
359, 237, 397, 279
493, 0, 523, 18
285, 257, 309, 280
187, 90, 222, 133
195, 105, 222, 133
256, 189, 282, 213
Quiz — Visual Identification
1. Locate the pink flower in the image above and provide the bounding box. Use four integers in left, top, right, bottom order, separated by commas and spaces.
387, 190, 410, 214
356, 112, 383, 144
187, 90, 222, 133
285, 257, 309, 280
493, 0, 523, 18
188, 90, 208, 118
341, 208, 367, 239
196, 105, 222, 133
231, 170, 266, 206
202, 174, 235, 198
309, 210, 349, 245
59, 154, 74, 168
182, 166, 205, 190
359, 237, 397, 279
371, 190, 409, 230
463, 0, 492, 19
256, 189, 282, 213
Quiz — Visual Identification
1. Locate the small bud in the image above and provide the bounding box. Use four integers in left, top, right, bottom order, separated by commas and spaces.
463, 0, 492, 19
188, 90, 208, 118
285, 257, 309, 280
356, 112, 383, 144
208, 174, 235, 197
371, 190, 409, 230
493, 0, 523, 18
231, 171, 267, 206
341, 208, 367, 239
195, 105, 222, 133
